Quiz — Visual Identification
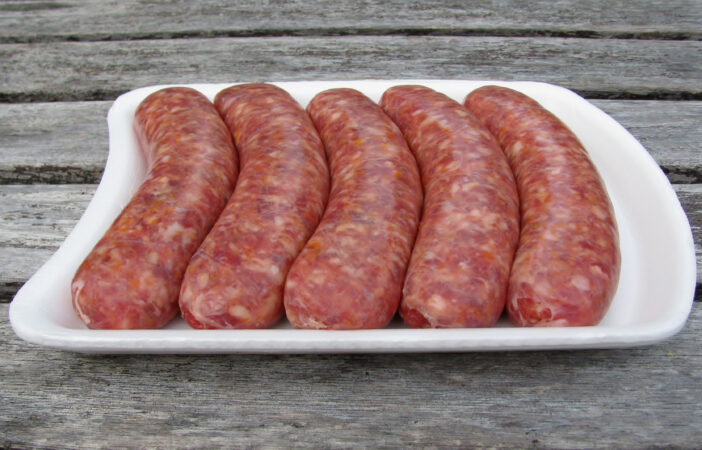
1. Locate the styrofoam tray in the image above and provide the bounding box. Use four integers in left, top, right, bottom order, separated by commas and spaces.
9, 80, 696, 353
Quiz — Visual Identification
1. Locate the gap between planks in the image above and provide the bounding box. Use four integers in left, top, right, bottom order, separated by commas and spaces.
2, 27, 701, 45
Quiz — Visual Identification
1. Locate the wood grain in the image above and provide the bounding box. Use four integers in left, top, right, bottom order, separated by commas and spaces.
1, 302, 700, 448
0, 185, 94, 299
1, 98, 701, 184
0, 102, 109, 184
1, 0, 701, 42
595, 100, 702, 183
2, 36, 701, 103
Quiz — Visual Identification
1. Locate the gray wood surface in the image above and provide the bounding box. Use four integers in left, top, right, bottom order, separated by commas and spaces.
2, 0, 701, 42
2, 1, 700, 447
0, 185, 94, 299
0, 102, 109, 183
675, 185, 702, 290
1, 302, 700, 448
2, 100, 701, 184
2, 36, 701, 102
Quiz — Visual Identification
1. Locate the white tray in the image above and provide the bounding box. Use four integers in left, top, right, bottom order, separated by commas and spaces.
9, 80, 696, 353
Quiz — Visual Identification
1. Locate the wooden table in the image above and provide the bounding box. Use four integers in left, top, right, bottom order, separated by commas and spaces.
2, 1, 701, 447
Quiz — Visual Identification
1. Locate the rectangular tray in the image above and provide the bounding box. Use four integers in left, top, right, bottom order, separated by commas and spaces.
9, 80, 696, 353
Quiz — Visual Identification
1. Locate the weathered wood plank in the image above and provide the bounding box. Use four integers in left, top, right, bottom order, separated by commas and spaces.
671, 185, 702, 291
594, 100, 702, 183
0, 185, 94, 251
2, 36, 701, 103
1, 184, 699, 302
1, 302, 700, 448
0, 101, 109, 184
0, 185, 94, 300
1, 0, 701, 43
2, 100, 701, 184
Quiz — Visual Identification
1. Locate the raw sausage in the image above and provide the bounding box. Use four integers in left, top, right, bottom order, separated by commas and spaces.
381, 85, 520, 328
284, 88, 422, 329
464, 85, 620, 326
71, 87, 238, 329
179, 83, 329, 329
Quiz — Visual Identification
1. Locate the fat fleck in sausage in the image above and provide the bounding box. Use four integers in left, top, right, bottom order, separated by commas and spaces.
381, 85, 520, 328
179, 83, 329, 329
465, 85, 620, 326
71, 87, 238, 329
284, 88, 422, 329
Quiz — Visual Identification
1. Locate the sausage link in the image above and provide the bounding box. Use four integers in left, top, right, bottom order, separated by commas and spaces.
464, 85, 620, 326
381, 85, 520, 328
284, 88, 422, 329
179, 84, 329, 329
71, 87, 238, 329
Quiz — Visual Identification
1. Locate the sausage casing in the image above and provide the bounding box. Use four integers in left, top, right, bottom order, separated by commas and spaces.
71, 87, 238, 329
465, 85, 620, 326
284, 88, 422, 329
179, 83, 329, 329
381, 85, 520, 327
